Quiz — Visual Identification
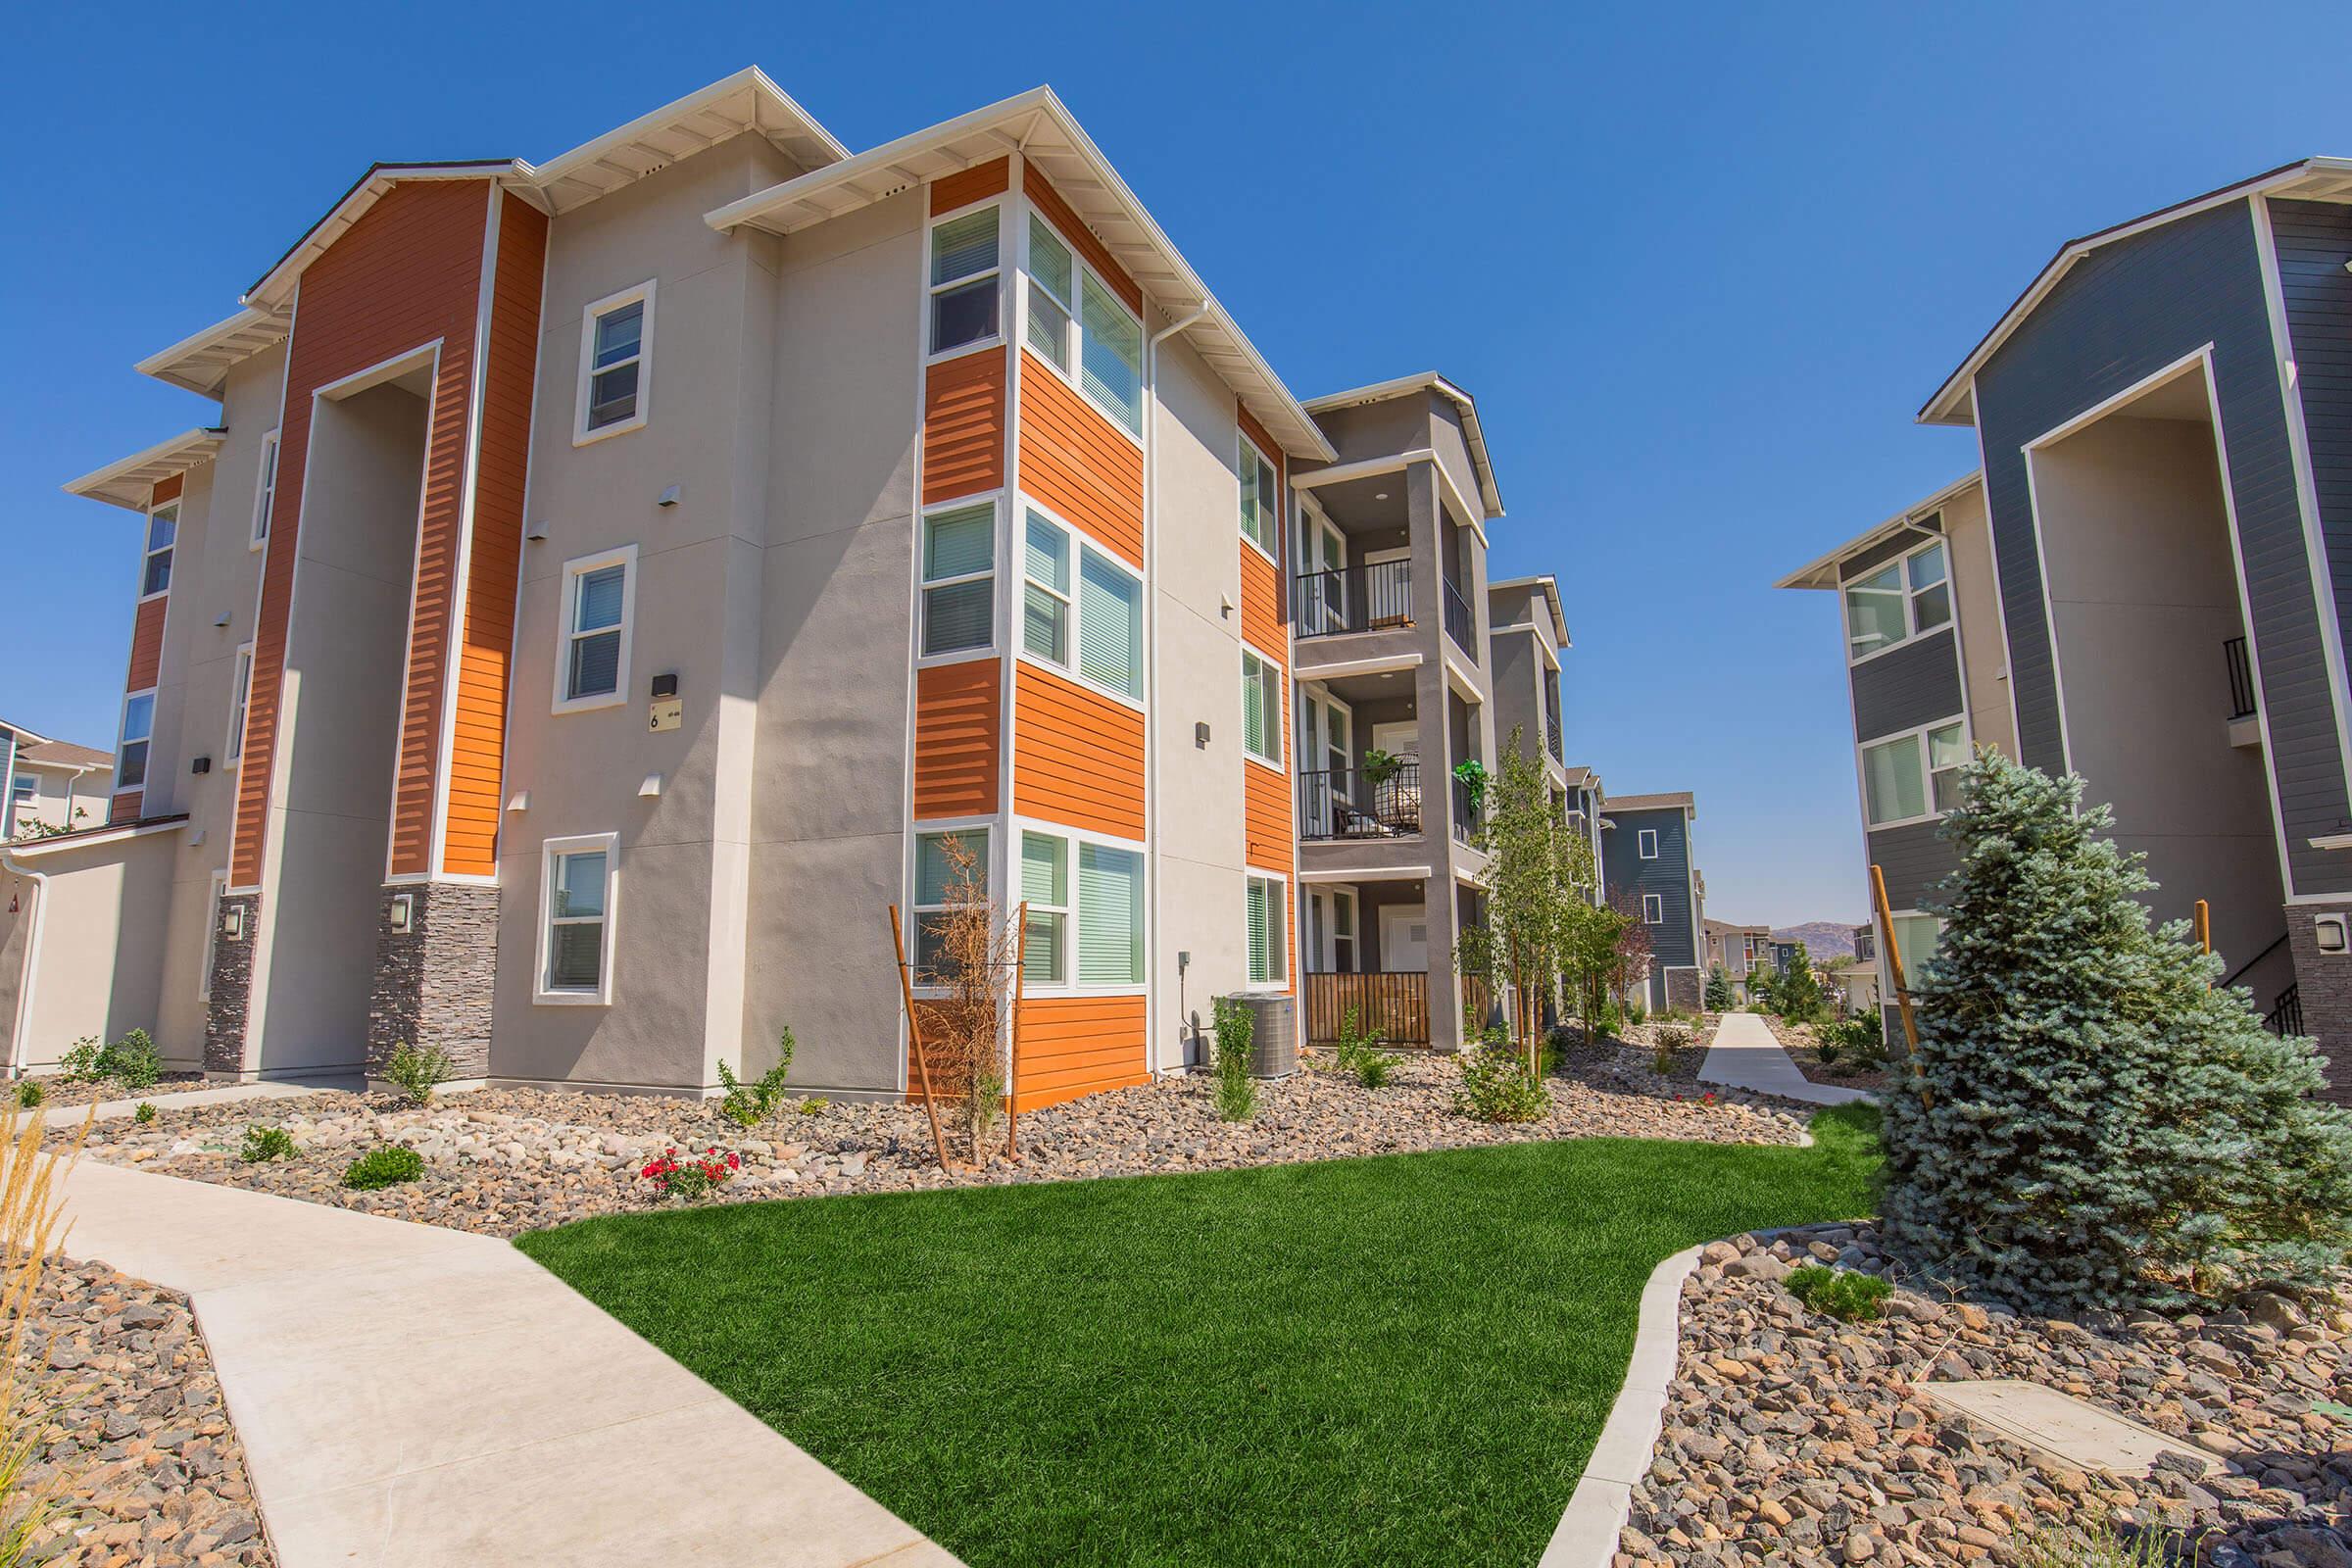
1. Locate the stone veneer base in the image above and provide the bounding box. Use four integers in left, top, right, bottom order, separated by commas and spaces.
201, 893, 261, 1075
368, 882, 500, 1080
2283, 903, 2352, 1106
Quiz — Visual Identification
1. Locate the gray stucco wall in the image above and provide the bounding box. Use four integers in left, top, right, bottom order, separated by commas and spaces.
1850, 628, 1964, 744
1972, 196, 2351, 896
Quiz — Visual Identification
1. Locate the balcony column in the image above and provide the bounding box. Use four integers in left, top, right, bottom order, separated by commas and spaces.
1401, 461, 1465, 1050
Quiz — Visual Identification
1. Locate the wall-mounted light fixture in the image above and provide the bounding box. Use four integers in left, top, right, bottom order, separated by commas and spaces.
387, 893, 415, 935
190, 756, 212, 775
1195, 722, 1211, 749
2319, 913, 2348, 955
525, 522, 549, 543
221, 905, 246, 941
638, 772, 663, 799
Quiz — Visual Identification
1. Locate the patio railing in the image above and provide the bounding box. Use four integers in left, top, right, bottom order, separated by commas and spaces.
1294, 560, 1414, 639
1302, 971, 1430, 1046
1298, 763, 1423, 840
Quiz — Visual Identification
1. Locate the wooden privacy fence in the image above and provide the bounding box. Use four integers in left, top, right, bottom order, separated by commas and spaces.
1302, 972, 1430, 1047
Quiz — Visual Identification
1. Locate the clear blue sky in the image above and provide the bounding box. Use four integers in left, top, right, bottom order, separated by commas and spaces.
5, 2, 2343, 923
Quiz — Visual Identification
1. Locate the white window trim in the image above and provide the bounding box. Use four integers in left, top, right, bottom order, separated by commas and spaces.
1010, 815, 1148, 996
139, 500, 177, 603
1843, 535, 1953, 667
250, 429, 280, 551
1857, 713, 1969, 832
1246, 867, 1291, 990
916, 495, 1001, 666
535, 831, 619, 1005
908, 818, 997, 997
1240, 641, 1285, 772
1016, 827, 1072, 989
1238, 430, 1281, 566
551, 544, 638, 715
926, 198, 1004, 365
1642, 893, 1664, 925
1015, 202, 1144, 447
113, 687, 157, 797
1880, 908, 1946, 1000
572, 279, 656, 446
1637, 827, 1659, 859
1013, 497, 1145, 709
226, 642, 255, 763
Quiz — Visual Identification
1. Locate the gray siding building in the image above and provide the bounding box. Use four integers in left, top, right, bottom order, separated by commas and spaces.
1600, 792, 1702, 1012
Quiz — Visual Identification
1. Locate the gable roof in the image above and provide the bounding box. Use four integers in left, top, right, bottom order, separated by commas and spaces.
1303, 372, 1503, 518
1489, 573, 1567, 645
1919, 156, 2352, 426
1602, 791, 1694, 814
705, 86, 1333, 463
63, 427, 226, 511
18, 740, 113, 771
1775, 471, 1982, 591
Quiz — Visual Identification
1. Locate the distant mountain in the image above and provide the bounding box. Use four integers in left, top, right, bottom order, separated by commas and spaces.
1773, 921, 1857, 959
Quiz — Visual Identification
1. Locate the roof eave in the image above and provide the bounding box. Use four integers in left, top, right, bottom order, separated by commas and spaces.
63, 427, 227, 512
1774, 471, 1983, 591
134, 306, 292, 398
1302, 371, 1504, 517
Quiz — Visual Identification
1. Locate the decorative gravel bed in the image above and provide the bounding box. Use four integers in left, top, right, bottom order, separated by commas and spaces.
1763, 1015, 1891, 1094
1608, 1016, 1720, 1084
18, 1074, 211, 1112
1619, 1222, 2351, 1567
24, 1257, 272, 1567
57, 1050, 1808, 1238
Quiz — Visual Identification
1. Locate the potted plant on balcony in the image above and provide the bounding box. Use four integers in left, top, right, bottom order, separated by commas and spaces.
1452, 759, 1490, 817
1361, 748, 1402, 787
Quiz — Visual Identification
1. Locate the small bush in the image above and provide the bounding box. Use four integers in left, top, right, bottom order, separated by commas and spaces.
342, 1146, 425, 1190
1453, 1044, 1547, 1123
1331, 1005, 1401, 1090
382, 1042, 454, 1106
640, 1146, 741, 1200
716, 1030, 798, 1129
2016, 1519, 2193, 1568
1210, 997, 1255, 1122
798, 1097, 829, 1116
133, 1102, 156, 1124
58, 1039, 103, 1084
14, 1081, 40, 1109
1625, 1002, 1647, 1028
1815, 1035, 1844, 1066
99, 1029, 161, 1092
240, 1125, 296, 1163
1785, 1265, 1893, 1323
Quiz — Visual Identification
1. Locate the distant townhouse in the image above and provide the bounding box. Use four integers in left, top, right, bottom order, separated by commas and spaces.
1779, 157, 2352, 1096
1, 721, 109, 838
1701, 918, 1773, 999
1599, 791, 1703, 1011
11, 70, 1566, 1098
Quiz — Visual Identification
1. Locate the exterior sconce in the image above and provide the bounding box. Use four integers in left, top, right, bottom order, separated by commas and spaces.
221, 905, 246, 941
387, 893, 415, 935
2318, 914, 2348, 955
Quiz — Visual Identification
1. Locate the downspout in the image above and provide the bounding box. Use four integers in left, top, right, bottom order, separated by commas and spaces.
1, 847, 48, 1078
1145, 301, 1211, 1073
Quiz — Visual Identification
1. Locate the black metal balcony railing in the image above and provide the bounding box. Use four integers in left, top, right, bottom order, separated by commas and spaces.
1443, 580, 1475, 654
1294, 560, 1414, 639
2224, 636, 2257, 720
1452, 773, 1481, 843
1298, 763, 1423, 840
1545, 710, 1563, 762
2266, 982, 2302, 1038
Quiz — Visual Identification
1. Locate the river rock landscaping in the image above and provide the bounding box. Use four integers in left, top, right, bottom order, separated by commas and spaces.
1619, 1221, 2351, 1568
18, 1073, 211, 1112
53, 1048, 1807, 1237
1763, 1014, 1891, 1094
24, 1257, 272, 1567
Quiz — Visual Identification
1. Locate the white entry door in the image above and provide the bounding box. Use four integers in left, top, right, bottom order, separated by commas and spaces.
1380, 904, 1429, 972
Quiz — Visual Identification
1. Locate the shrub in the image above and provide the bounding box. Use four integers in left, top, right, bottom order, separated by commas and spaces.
382, 1042, 454, 1106
57, 1039, 103, 1084
342, 1146, 425, 1190
240, 1125, 296, 1163
1453, 1043, 1547, 1123
99, 1030, 161, 1092
133, 1102, 156, 1124
1785, 1266, 1892, 1323
1625, 1002, 1647, 1028
798, 1097, 829, 1116
2016, 1519, 2193, 1568
1332, 1006, 1401, 1091
716, 1030, 798, 1128
1651, 1021, 1692, 1076
1210, 997, 1255, 1122
1776, 945, 1825, 1023
12, 1082, 38, 1110
1815, 1035, 1844, 1066
1883, 751, 2352, 1313
640, 1146, 741, 1200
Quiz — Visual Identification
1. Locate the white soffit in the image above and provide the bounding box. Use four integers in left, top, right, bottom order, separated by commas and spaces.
63, 427, 226, 512
705, 86, 1334, 464
1774, 471, 1983, 592
135, 307, 293, 397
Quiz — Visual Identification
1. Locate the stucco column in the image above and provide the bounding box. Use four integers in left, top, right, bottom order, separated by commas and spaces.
1400, 461, 1464, 1050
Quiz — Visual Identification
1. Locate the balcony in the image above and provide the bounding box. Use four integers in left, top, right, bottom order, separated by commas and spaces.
1295, 561, 1414, 640
1298, 763, 1423, 841
1300, 971, 1494, 1048
2224, 635, 2256, 720
1443, 580, 1475, 654
1545, 710, 1562, 763
1451, 773, 1481, 844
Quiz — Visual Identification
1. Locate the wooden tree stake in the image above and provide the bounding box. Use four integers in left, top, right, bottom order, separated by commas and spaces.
888, 904, 958, 1173
1870, 864, 1922, 1066
1007, 901, 1027, 1161
2194, 899, 2212, 986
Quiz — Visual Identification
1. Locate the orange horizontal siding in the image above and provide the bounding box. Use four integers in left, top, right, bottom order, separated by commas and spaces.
124, 598, 166, 693
931, 157, 1009, 216
1017, 350, 1143, 564
924, 347, 1006, 504
1021, 167, 1143, 314
108, 793, 141, 825
1012, 662, 1144, 839
150, 473, 183, 506
913, 659, 1002, 819
1240, 544, 1285, 661
1014, 995, 1148, 1110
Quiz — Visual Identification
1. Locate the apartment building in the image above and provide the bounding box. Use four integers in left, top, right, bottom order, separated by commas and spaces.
1701, 918, 1773, 999
1779, 157, 2352, 1096
1598, 791, 1703, 1011
4, 69, 1531, 1103
2, 721, 110, 838
1289, 374, 1507, 1051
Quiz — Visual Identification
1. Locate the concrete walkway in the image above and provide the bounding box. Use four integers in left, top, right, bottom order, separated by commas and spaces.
1698, 1012, 1875, 1106
58, 1157, 958, 1567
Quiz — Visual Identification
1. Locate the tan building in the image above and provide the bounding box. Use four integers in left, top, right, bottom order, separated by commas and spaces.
15, 70, 1547, 1098
2, 721, 110, 838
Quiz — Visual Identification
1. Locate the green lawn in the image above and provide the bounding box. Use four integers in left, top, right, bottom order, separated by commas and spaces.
519, 1106, 1881, 1567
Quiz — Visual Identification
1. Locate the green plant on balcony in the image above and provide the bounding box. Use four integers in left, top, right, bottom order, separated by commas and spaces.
1360, 748, 1402, 787
1450, 759, 1490, 816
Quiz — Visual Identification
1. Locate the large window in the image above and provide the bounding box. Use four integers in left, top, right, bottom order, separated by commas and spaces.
1020, 831, 1068, 985
556, 547, 635, 711
1842, 539, 1951, 661
227, 643, 254, 762
1022, 512, 1070, 665
116, 691, 155, 792
913, 828, 990, 980
1860, 718, 1967, 828
1022, 506, 1143, 701
141, 503, 176, 598
1023, 216, 1073, 373
1078, 840, 1144, 986
1888, 913, 1943, 976
538, 834, 616, 1003
251, 430, 279, 548
1246, 872, 1287, 987
1239, 436, 1281, 558
9, 774, 33, 830
921, 501, 997, 658
1241, 648, 1282, 764
930, 206, 1001, 355
1079, 274, 1143, 436
574, 281, 654, 442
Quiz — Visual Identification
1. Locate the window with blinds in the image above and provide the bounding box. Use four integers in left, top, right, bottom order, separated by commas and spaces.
1077, 547, 1142, 700
556, 548, 635, 711
1239, 437, 1281, 557
1077, 842, 1143, 985
574, 281, 656, 442
922, 502, 997, 657
1247, 874, 1286, 986
1079, 274, 1143, 436
1241, 649, 1281, 763
1025, 216, 1073, 372
1020, 831, 1067, 985
1023, 512, 1070, 665
913, 828, 989, 981
930, 207, 1001, 355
